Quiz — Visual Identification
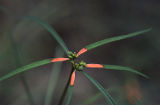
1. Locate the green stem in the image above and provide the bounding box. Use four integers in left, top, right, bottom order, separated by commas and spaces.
58, 67, 74, 105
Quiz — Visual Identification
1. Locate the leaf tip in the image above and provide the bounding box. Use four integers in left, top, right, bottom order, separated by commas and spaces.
77, 48, 88, 56
51, 58, 69, 62
142, 74, 149, 79
86, 64, 104, 68
70, 71, 76, 86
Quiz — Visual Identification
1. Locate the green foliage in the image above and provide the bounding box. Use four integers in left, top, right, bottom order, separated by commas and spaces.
65, 86, 74, 105
85, 28, 151, 51
79, 87, 122, 105
0, 58, 52, 81
82, 71, 117, 105
0, 6, 69, 54
8, 23, 36, 105
0, 6, 151, 105
27, 16, 70, 54
44, 47, 64, 105
103, 65, 148, 78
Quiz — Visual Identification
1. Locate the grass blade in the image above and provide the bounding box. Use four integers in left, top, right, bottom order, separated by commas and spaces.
27, 16, 69, 54
85, 28, 151, 51
103, 65, 148, 78
8, 25, 36, 105
0, 6, 70, 54
0, 6, 36, 105
65, 86, 74, 105
79, 87, 121, 105
82, 71, 117, 105
44, 47, 64, 105
0, 58, 52, 81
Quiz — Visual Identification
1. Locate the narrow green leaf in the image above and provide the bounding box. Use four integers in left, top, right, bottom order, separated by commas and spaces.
8, 22, 36, 105
85, 28, 151, 51
103, 65, 148, 78
27, 16, 69, 54
0, 6, 69, 53
65, 86, 74, 105
0, 6, 36, 105
82, 71, 117, 105
79, 87, 121, 105
44, 47, 64, 105
0, 58, 52, 81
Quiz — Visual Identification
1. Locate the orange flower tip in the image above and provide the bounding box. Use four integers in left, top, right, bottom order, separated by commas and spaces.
77, 48, 88, 56
86, 64, 104, 68
51, 58, 69, 62
70, 71, 76, 86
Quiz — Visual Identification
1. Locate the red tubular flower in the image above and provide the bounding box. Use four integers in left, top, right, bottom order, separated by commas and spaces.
70, 71, 76, 86
77, 48, 88, 56
86, 64, 104, 68
51, 58, 69, 62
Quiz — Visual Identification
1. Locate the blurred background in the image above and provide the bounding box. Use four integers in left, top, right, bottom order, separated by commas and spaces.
0, 0, 159, 105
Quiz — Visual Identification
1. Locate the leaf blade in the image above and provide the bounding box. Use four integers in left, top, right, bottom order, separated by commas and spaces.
0, 58, 52, 81
0, 7, 70, 54
85, 28, 151, 51
65, 86, 74, 105
103, 64, 149, 78
44, 47, 64, 105
82, 71, 117, 105
27, 16, 70, 54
